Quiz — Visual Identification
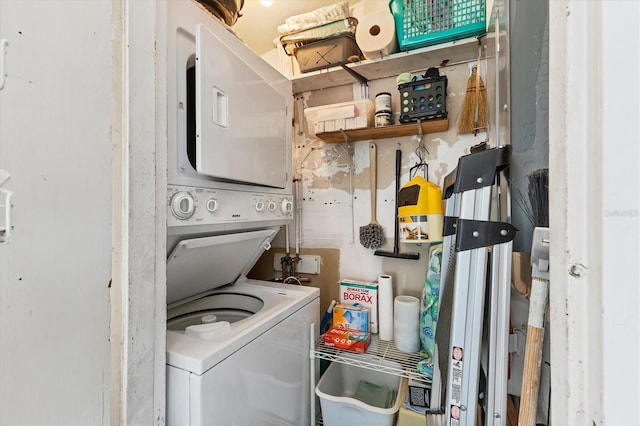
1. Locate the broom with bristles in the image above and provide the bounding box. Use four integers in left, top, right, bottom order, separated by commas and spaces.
458, 46, 488, 134
359, 143, 385, 250
519, 168, 549, 425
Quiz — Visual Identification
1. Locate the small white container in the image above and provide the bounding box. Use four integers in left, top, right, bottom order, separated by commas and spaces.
393, 296, 421, 353
316, 359, 406, 426
375, 111, 392, 127
375, 92, 392, 112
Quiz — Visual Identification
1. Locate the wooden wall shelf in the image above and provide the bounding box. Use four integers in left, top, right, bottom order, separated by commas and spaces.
315, 118, 449, 143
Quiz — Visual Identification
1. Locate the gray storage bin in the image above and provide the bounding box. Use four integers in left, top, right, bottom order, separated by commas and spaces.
315, 360, 406, 426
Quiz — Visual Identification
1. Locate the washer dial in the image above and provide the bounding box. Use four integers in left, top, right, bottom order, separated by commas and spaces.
281, 199, 293, 215
170, 192, 195, 220
206, 198, 218, 213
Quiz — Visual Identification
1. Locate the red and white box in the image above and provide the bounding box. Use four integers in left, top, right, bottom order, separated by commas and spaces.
323, 327, 371, 354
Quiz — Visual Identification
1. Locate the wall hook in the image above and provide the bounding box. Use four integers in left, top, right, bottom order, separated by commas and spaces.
415, 118, 429, 156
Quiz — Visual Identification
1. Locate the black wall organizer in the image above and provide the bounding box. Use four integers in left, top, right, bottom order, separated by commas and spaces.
398, 67, 448, 124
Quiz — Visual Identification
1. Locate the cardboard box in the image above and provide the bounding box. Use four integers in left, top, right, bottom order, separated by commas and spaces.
406, 379, 431, 408
340, 279, 378, 334
333, 303, 370, 332
323, 327, 371, 353
397, 406, 426, 426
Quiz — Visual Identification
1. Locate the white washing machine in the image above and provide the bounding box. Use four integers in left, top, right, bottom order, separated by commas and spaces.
165, 229, 319, 425
164, 1, 319, 424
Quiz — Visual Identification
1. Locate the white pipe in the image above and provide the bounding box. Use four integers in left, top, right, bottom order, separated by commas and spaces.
294, 174, 301, 256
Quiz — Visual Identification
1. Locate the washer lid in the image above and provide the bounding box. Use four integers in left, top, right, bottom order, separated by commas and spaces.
166, 229, 277, 304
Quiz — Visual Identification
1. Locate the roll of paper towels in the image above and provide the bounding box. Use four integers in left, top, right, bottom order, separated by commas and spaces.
378, 275, 394, 341
355, 10, 398, 59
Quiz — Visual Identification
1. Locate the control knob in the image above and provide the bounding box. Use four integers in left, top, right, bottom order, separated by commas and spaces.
170, 191, 195, 220
206, 198, 218, 213
281, 199, 293, 215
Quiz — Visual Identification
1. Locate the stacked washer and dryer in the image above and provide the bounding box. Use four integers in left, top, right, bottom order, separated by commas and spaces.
165, 2, 319, 424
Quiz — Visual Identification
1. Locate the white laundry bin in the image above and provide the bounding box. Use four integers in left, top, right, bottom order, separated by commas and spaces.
315, 359, 406, 426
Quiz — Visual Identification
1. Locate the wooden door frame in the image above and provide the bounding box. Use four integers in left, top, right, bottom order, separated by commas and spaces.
549, 1, 640, 423
111, 0, 167, 424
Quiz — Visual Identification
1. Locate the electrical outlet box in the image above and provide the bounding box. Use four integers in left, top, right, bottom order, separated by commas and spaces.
273, 254, 321, 275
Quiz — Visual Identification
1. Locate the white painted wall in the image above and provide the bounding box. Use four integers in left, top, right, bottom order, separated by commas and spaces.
0, 1, 113, 423
599, 4, 640, 421
549, 1, 640, 424
0, 1, 166, 424
293, 66, 488, 297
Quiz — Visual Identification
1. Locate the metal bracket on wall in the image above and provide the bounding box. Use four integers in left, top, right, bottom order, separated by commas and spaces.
339, 62, 368, 86
339, 128, 352, 143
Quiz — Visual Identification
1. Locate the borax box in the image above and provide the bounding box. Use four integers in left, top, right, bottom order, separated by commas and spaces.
339, 279, 378, 334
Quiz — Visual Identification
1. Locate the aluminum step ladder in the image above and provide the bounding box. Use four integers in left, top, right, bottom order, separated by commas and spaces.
429, 144, 515, 425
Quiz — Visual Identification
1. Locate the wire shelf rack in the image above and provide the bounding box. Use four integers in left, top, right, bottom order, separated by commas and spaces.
312, 333, 432, 384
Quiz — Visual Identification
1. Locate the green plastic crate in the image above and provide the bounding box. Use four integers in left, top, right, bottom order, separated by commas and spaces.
389, 0, 486, 51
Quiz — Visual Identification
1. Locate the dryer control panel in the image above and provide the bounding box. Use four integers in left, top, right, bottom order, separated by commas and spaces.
167, 185, 293, 229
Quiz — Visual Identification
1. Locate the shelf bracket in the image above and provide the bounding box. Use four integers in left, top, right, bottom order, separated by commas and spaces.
339, 128, 353, 144
415, 117, 429, 156
339, 62, 368, 86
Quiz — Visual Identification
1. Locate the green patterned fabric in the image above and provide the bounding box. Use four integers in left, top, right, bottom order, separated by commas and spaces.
417, 242, 443, 378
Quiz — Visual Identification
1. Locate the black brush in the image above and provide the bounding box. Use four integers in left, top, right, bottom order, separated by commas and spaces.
527, 168, 549, 227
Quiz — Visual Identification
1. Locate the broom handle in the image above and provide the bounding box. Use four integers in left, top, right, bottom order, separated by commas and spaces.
369, 143, 377, 223
393, 149, 401, 251
518, 276, 549, 425
475, 44, 481, 124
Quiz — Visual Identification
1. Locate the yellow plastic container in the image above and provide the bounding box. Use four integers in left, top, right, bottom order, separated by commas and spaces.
397, 176, 444, 243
